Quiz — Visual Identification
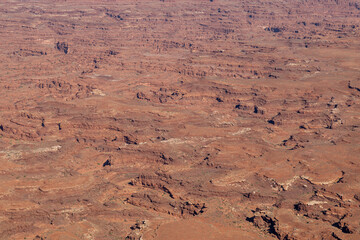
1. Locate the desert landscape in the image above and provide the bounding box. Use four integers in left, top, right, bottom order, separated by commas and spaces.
0, 0, 360, 239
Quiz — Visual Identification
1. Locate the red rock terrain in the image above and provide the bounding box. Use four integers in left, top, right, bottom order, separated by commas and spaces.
0, 0, 360, 239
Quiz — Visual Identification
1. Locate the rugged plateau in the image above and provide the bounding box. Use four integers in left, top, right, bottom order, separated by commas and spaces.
0, 0, 360, 239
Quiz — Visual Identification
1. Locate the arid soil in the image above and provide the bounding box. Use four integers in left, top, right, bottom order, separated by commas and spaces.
0, 0, 360, 239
